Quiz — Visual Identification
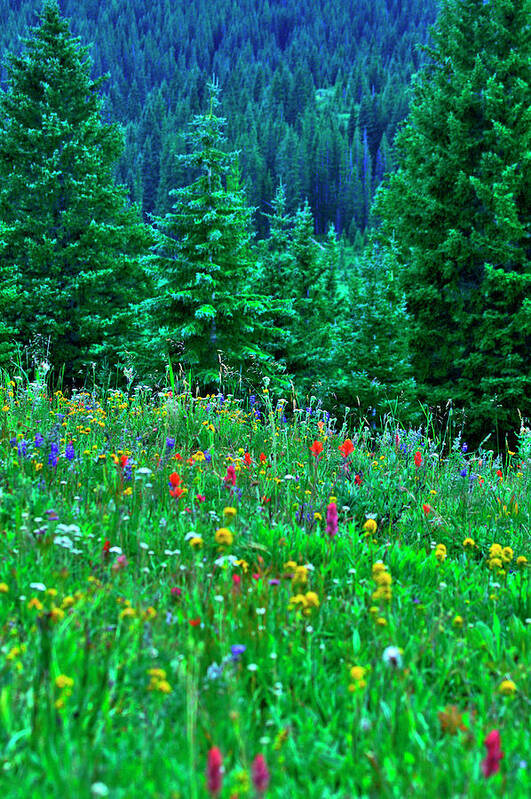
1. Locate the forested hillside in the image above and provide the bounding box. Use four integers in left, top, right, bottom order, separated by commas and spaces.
0, 0, 439, 239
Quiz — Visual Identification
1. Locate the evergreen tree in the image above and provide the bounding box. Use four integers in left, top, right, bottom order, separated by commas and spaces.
138, 79, 274, 386
373, 0, 530, 437
0, 0, 154, 381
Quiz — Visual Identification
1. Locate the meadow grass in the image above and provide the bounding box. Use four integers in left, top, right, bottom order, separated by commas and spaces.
0, 372, 529, 798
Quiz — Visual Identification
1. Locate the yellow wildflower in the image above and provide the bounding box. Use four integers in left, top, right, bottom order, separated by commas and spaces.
516, 556, 528, 568
27, 598, 43, 611
0, 583, 9, 593
305, 591, 320, 608
363, 519, 378, 535
215, 528, 233, 546
120, 607, 136, 620
55, 674, 74, 690
462, 538, 475, 549
189, 536, 203, 549
452, 615, 463, 628
292, 566, 308, 586
501, 546, 513, 564
223, 507, 237, 518
349, 666, 366, 682
498, 679, 517, 696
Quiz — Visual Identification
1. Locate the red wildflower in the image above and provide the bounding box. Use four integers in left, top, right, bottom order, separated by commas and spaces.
259, 452, 267, 464
310, 440, 323, 458
422, 503, 432, 516
102, 539, 110, 554
232, 574, 241, 591
261, 495, 271, 504
252, 754, 270, 795
244, 452, 252, 466
354, 474, 362, 486
339, 438, 354, 458
170, 587, 182, 598
120, 455, 129, 469
414, 451, 422, 468
196, 494, 206, 503
481, 730, 504, 777
206, 747, 223, 796
395, 433, 400, 448
224, 464, 236, 487
170, 485, 184, 499
188, 618, 201, 627
496, 469, 503, 478
169, 472, 181, 487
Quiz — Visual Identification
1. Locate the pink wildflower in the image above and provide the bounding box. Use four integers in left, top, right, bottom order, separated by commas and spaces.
326, 502, 338, 539
252, 753, 270, 795
206, 747, 223, 796
481, 730, 504, 777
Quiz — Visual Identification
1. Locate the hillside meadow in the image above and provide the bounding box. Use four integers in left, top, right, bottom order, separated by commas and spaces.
0, 373, 529, 798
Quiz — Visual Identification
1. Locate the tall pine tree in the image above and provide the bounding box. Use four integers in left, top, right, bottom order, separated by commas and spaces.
0, 0, 154, 381
137, 80, 274, 387
373, 0, 530, 438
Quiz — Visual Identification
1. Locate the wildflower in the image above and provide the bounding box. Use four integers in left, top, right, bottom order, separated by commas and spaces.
422, 503, 432, 516
354, 473, 362, 485
171, 587, 182, 599
363, 519, 377, 535
435, 544, 447, 562
349, 666, 366, 683
55, 674, 74, 690
376, 617, 387, 626
244, 452, 252, 466
223, 507, 237, 518
453, 615, 463, 628
27, 598, 43, 611
414, 451, 422, 467
382, 646, 403, 668
516, 555, 528, 568
189, 537, 203, 549
292, 566, 308, 586
438, 705, 467, 735
224, 464, 236, 487
463, 538, 475, 549
231, 644, 246, 661
498, 679, 517, 696
481, 730, 504, 777
501, 547, 513, 564
251, 754, 270, 795
206, 747, 223, 797
339, 439, 354, 458
0, 583, 8, 593
188, 618, 201, 626
310, 440, 323, 458
215, 528, 233, 546
304, 591, 320, 608
112, 554, 129, 572
119, 607, 136, 620
259, 452, 267, 464
326, 502, 338, 538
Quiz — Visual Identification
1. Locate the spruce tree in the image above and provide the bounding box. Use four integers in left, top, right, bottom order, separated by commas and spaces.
373, 0, 530, 437
0, 1, 154, 381
138, 80, 274, 386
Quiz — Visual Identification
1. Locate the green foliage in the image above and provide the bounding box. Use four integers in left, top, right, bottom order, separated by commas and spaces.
136, 80, 276, 387
0, 0, 154, 382
0, 374, 529, 797
373, 0, 531, 439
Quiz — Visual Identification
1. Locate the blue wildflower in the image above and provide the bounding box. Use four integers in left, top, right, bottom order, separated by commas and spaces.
48, 442, 59, 467
203, 450, 212, 463
34, 433, 44, 448
166, 437, 176, 450
462, 443, 468, 453
17, 440, 28, 457
65, 442, 75, 461
231, 644, 246, 662
459, 468, 467, 477
249, 395, 256, 407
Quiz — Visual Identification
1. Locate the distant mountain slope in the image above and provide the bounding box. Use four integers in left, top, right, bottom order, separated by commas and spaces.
0, 0, 439, 237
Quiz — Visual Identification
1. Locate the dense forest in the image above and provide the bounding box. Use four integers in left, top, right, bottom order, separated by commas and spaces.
0, 0, 439, 239
0, 0, 529, 447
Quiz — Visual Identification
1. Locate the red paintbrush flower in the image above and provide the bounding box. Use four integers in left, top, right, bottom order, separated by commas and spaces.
310, 440, 323, 458
169, 472, 181, 487
188, 618, 201, 627
339, 438, 354, 458
206, 747, 223, 796
224, 464, 236, 487
422, 503, 432, 516
354, 473, 362, 486
481, 729, 504, 777
244, 452, 252, 466
252, 753, 270, 795
414, 451, 422, 467
259, 452, 267, 464
120, 455, 129, 469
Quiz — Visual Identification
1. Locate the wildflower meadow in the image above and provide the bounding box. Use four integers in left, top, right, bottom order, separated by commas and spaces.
0, 371, 529, 798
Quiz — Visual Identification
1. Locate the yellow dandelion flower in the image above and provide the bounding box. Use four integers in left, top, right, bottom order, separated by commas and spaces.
189, 536, 203, 549
215, 528, 233, 546
462, 538, 475, 549
501, 546, 513, 563
516, 555, 528, 568
292, 566, 308, 586
376, 617, 388, 627
498, 679, 517, 696
453, 615, 463, 628
55, 674, 74, 690
223, 507, 237, 518
304, 591, 320, 608
363, 519, 378, 534
349, 666, 366, 682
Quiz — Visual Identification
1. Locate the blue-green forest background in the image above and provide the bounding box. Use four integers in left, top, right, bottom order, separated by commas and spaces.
0, 0, 529, 448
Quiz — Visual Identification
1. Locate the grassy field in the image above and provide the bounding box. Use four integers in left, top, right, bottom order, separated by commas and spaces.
0, 373, 529, 798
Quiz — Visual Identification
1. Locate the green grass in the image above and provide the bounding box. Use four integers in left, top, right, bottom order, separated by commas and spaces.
0, 373, 529, 798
